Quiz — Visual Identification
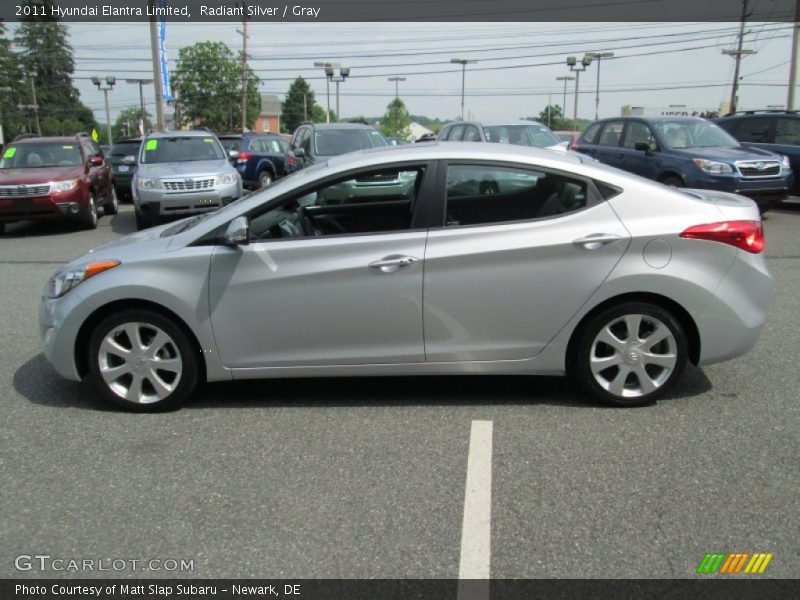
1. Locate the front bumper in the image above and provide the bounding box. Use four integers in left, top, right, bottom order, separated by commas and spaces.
135, 181, 240, 216
39, 291, 85, 381
688, 173, 792, 209
0, 186, 86, 223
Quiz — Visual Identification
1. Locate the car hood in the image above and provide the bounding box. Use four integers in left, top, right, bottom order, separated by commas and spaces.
672, 145, 781, 162
66, 221, 178, 267
136, 159, 231, 178
0, 166, 84, 184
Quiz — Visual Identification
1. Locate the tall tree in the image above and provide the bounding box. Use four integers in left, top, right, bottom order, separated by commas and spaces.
381, 98, 412, 139
281, 77, 319, 133
13, 0, 96, 135
0, 22, 26, 142
172, 41, 261, 131
534, 105, 573, 131
113, 106, 153, 140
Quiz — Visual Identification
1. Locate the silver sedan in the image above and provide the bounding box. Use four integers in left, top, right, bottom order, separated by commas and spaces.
39, 143, 772, 411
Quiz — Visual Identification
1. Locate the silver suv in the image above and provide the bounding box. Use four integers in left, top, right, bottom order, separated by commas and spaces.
131, 130, 243, 229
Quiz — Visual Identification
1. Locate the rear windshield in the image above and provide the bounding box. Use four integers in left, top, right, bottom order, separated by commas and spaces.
140, 136, 226, 163
483, 125, 561, 148
0, 143, 83, 169
109, 141, 141, 157
218, 138, 242, 153
314, 129, 388, 157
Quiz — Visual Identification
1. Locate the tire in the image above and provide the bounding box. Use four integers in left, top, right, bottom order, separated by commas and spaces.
104, 187, 119, 215
78, 192, 99, 230
258, 170, 273, 188
0, 223, 4, 235
134, 208, 157, 230
660, 175, 684, 188
87, 309, 199, 412
571, 302, 688, 407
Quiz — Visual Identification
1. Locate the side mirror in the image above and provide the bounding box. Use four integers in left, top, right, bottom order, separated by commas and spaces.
122, 155, 137, 165
89, 156, 104, 166
634, 142, 654, 154
294, 147, 306, 158
228, 149, 240, 161
224, 216, 249, 246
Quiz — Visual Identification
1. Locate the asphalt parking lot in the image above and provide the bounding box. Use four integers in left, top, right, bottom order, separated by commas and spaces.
1, 202, 798, 580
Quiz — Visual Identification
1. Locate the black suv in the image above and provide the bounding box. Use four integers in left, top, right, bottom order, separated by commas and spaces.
107, 137, 142, 202
715, 110, 800, 194
286, 123, 389, 174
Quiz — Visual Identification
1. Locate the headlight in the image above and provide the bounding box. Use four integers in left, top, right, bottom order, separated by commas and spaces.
51, 179, 78, 193
216, 172, 237, 185
692, 158, 733, 174
781, 155, 791, 171
45, 260, 120, 299
136, 177, 163, 189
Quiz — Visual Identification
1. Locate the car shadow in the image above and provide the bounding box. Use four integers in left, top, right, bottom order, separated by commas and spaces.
110, 206, 138, 235
1, 219, 82, 238
14, 353, 713, 413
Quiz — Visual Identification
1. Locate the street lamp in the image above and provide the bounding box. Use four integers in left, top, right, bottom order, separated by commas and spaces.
388, 76, 406, 99
451, 58, 478, 120
91, 75, 116, 145
125, 78, 153, 135
0, 86, 11, 145
566, 55, 592, 132
556, 76, 575, 121
314, 62, 349, 123
585, 51, 614, 120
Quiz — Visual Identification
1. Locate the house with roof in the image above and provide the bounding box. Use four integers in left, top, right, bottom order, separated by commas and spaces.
254, 94, 282, 133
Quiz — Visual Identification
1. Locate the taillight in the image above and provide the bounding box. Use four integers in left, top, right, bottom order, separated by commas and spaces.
237, 151, 252, 163
679, 220, 765, 253
286, 154, 297, 167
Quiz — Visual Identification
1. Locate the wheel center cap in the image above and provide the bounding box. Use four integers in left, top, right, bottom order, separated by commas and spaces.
133, 356, 147, 374
625, 349, 640, 364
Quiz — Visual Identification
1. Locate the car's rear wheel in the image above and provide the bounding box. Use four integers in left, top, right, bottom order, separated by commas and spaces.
572, 302, 688, 407
87, 310, 199, 412
104, 188, 119, 215
258, 170, 273, 188
660, 175, 684, 188
78, 193, 98, 230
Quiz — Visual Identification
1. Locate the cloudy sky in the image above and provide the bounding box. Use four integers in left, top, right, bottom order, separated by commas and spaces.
6, 20, 797, 124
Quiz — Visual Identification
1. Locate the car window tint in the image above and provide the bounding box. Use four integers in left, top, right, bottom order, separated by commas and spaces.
0, 142, 84, 169
110, 141, 141, 157
444, 164, 587, 227
265, 139, 284, 153
735, 118, 772, 143
622, 122, 657, 150
597, 122, 624, 147
248, 166, 425, 241
449, 125, 465, 141
582, 122, 602, 144
140, 136, 225, 163
463, 126, 481, 142
300, 129, 311, 154
775, 118, 800, 145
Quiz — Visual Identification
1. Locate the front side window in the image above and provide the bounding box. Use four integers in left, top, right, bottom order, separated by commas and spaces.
140, 136, 226, 163
444, 164, 587, 227
248, 166, 425, 241
0, 142, 83, 169
463, 126, 481, 142
622, 122, 657, 150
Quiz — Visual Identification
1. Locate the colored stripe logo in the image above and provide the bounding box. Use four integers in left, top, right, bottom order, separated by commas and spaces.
697, 552, 773, 574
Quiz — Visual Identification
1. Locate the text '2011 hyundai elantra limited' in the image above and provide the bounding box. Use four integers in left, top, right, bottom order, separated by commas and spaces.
40, 142, 772, 411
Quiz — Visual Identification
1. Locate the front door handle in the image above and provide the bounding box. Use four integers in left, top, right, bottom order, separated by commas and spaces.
572, 233, 623, 250
368, 255, 419, 272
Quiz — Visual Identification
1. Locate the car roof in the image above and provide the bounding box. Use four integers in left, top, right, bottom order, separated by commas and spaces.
594, 116, 707, 123
445, 119, 546, 128
305, 123, 378, 130
11, 135, 84, 144
145, 130, 218, 138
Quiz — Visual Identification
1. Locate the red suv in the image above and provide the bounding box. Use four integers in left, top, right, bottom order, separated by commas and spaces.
0, 133, 116, 234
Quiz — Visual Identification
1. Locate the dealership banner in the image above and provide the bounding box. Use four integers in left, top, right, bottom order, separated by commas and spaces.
3, 0, 798, 22
157, 0, 173, 102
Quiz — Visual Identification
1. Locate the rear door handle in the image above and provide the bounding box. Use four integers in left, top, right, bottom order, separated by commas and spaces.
572, 233, 623, 250
368, 255, 419, 272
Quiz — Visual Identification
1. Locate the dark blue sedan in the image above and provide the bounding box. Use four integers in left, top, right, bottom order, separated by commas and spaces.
218, 133, 290, 189
577, 116, 793, 212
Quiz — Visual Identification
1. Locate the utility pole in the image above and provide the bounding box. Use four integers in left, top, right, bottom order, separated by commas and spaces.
91, 76, 116, 145
238, 3, 249, 133
723, 0, 755, 114
125, 79, 153, 135
556, 76, 574, 120
148, 0, 165, 131
788, 0, 800, 109
451, 58, 477, 120
29, 77, 41, 135
585, 51, 614, 120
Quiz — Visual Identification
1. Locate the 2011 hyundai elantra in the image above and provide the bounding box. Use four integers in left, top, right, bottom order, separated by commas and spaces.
39, 143, 773, 411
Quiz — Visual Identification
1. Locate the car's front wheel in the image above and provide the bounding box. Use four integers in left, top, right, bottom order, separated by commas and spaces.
87, 309, 200, 411
78, 193, 99, 230
258, 170, 273, 188
572, 302, 688, 407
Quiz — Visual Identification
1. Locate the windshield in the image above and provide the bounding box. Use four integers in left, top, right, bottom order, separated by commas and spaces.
314, 129, 388, 157
0, 143, 83, 169
653, 120, 739, 149
140, 136, 226, 163
482, 125, 561, 148
109, 141, 141, 157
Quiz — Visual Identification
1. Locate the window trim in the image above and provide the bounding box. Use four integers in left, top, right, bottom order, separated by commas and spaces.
428, 159, 605, 231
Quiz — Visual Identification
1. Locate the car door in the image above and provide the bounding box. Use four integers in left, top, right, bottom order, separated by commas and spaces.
208, 161, 437, 369
617, 120, 660, 179
591, 121, 626, 169
423, 161, 629, 362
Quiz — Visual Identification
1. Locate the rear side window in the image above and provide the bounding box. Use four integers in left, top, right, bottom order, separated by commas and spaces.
581, 122, 603, 144
775, 118, 800, 145
444, 164, 587, 227
735, 118, 772, 143
596, 122, 624, 147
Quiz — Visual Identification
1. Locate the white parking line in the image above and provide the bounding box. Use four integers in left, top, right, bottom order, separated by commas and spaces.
458, 419, 493, 592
